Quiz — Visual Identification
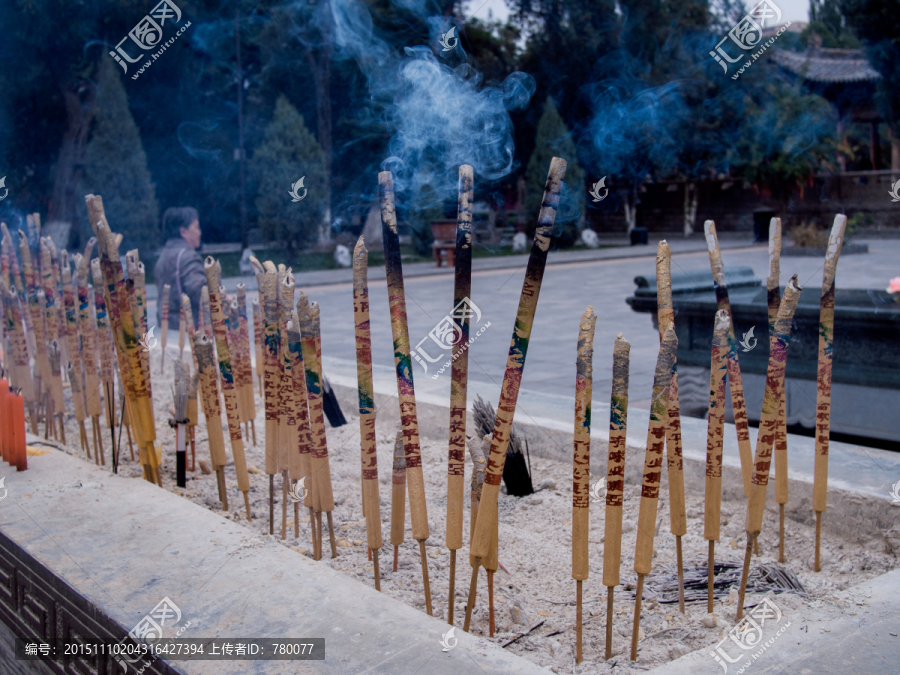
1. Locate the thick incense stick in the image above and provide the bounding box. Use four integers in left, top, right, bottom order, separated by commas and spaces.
160, 284, 170, 373
604, 334, 629, 660
252, 299, 264, 392
573, 306, 596, 664
470, 158, 567, 584
482, 438, 499, 638
446, 164, 474, 624
76, 247, 104, 464
91, 259, 117, 471
252, 258, 279, 534
379, 171, 432, 614
655, 241, 687, 613
736, 276, 802, 621
703, 220, 753, 496
63, 255, 90, 457
194, 334, 228, 509
3, 286, 34, 413
704, 310, 730, 614
174, 360, 189, 488
391, 431, 406, 572
287, 316, 317, 551
766, 218, 789, 563
353, 237, 383, 590
205, 258, 252, 519
631, 325, 678, 662
40, 240, 67, 442
278, 273, 294, 539
813, 215, 847, 573
125, 252, 153, 401
236, 284, 255, 446
463, 435, 488, 632
200, 285, 213, 341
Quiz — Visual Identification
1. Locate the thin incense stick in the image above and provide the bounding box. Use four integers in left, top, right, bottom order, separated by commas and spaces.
353, 237, 384, 591
205, 258, 252, 519
631, 324, 677, 662
470, 157, 567, 579
463, 434, 487, 633
813, 214, 847, 573
703, 220, 753, 496
160, 284, 170, 373
573, 306, 596, 664
391, 430, 406, 572
194, 334, 228, 509
736, 276, 802, 621
379, 171, 432, 614
604, 334, 629, 660
446, 164, 474, 624
655, 241, 687, 614
704, 310, 730, 615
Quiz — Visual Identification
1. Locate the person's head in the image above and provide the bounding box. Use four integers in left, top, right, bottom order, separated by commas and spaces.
162, 207, 201, 249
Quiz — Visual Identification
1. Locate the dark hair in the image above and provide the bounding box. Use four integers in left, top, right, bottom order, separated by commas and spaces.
162, 207, 199, 241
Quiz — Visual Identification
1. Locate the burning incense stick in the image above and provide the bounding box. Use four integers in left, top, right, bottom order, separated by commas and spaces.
631, 324, 677, 662
158, 284, 169, 372
468, 157, 567, 620
656, 241, 687, 613
704, 310, 730, 615
445, 164, 474, 624
391, 430, 406, 572
603, 333, 629, 660
205, 258, 252, 519
703, 221, 753, 496
379, 170, 433, 615
735, 276, 802, 621
194, 334, 228, 509
813, 214, 847, 573
573, 306, 596, 663
766, 218, 789, 563
353, 237, 383, 590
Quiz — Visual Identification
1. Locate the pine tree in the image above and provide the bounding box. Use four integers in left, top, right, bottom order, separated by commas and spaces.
81, 57, 159, 251
250, 95, 327, 253
525, 97, 585, 244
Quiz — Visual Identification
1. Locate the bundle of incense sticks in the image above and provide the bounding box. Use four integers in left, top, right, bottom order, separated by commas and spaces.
704, 310, 730, 614
466, 157, 567, 630
572, 306, 596, 664
298, 292, 337, 559
204, 258, 252, 519
813, 214, 847, 573
287, 315, 317, 551
62, 251, 90, 458
91, 258, 118, 471
194, 333, 229, 509
656, 241, 687, 613
160, 284, 170, 374
236, 284, 256, 446
75, 246, 105, 465
766, 218, 789, 562
391, 430, 406, 572
604, 334, 630, 660
86, 195, 159, 485
703, 220, 753, 496
631, 324, 677, 662
446, 164, 474, 624
736, 276, 802, 620
352, 237, 383, 590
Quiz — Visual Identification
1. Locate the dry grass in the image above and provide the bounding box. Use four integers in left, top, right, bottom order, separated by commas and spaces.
789, 221, 829, 248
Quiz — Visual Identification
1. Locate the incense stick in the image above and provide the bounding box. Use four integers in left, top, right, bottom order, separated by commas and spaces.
194, 334, 228, 509
252, 258, 279, 534
278, 274, 294, 540
287, 316, 317, 550
703, 221, 753, 496
736, 276, 802, 621
76, 246, 104, 464
62, 255, 90, 458
446, 165, 474, 624
160, 285, 170, 373
813, 214, 847, 573
704, 311, 730, 615
236, 285, 256, 446
379, 171, 432, 614
91, 259, 117, 472
173, 360, 189, 488
604, 333, 629, 660
631, 324, 677, 662
391, 430, 406, 572
353, 237, 383, 591
463, 434, 488, 633
572, 306, 596, 664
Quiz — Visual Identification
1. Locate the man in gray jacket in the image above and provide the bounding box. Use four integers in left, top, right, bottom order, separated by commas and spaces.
154, 207, 206, 329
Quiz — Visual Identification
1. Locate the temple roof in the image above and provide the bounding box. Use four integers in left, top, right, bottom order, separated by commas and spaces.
771, 47, 881, 83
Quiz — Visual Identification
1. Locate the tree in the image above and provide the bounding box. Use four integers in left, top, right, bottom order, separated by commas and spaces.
80, 57, 159, 251
250, 95, 327, 253
525, 97, 585, 243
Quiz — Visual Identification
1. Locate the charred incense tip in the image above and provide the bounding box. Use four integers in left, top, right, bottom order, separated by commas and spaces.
353, 237, 368, 289
204, 257, 221, 289
653, 325, 678, 387
378, 171, 398, 235
703, 220, 718, 252
714, 310, 731, 335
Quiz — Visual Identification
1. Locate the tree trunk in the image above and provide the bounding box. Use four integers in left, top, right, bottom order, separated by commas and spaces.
49, 80, 95, 229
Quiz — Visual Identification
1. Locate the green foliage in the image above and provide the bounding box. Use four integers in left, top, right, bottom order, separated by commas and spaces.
81, 56, 159, 251
525, 97, 584, 240
250, 95, 327, 251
